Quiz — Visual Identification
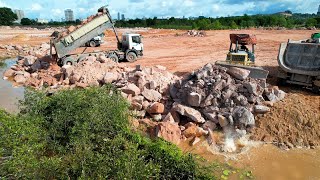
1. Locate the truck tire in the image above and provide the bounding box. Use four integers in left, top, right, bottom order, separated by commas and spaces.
126, 52, 137, 62
62, 57, 76, 66
89, 40, 96, 47
108, 54, 119, 63
312, 85, 320, 94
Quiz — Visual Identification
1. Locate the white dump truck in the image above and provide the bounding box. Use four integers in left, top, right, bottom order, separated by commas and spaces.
50, 6, 143, 65
277, 38, 320, 93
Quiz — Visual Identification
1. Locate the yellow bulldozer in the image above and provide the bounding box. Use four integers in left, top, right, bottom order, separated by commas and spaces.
215, 34, 269, 79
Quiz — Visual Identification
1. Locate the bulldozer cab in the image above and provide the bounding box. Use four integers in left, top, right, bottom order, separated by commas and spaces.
226, 34, 257, 65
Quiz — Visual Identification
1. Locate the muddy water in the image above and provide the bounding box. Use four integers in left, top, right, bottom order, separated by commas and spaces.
0, 59, 24, 113
180, 140, 320, 179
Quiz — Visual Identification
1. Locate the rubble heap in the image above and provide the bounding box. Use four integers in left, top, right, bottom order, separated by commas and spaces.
3, 58, 287, 150
160, 64, 286, 148
186, 30, 206, 37
0, 43, 50, 57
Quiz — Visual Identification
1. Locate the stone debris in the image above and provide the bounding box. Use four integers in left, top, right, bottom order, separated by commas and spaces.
3, 57, 287, 149
186, 30, 206, 37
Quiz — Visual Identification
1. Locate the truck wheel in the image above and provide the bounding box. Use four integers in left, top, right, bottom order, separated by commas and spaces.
89, 40, 96, 47
62, 57, 76, 66
126, 52, 137, 62
109, 54, 119, 63
277, 78, 287, 86
312, 85, 319, 94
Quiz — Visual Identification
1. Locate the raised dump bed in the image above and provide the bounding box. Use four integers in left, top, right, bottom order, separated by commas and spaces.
277, 41, 320, 92
52, 13, 112, 59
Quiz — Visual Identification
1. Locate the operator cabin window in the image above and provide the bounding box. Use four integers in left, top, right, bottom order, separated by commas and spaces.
132, 36, 140, 43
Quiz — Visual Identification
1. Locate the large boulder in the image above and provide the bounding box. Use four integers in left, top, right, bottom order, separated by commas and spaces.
147, 102, 165, 114
103, 72, 119, 83
14, 74, 26, 84
183, 122, 207, 138
122, 83, 141, 96
172, 103, 205, 123
227, 67, 250, 80
23, 55, 37, 66
187, 92, 202, 107
232, 106, 255, 126
155, 122, 181, 145
3, 69, 15, 78
141, 89, 162, 102
243, 82, 258, 95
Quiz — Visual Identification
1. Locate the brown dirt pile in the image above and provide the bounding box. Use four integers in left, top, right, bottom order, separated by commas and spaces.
251, 91, 320, 149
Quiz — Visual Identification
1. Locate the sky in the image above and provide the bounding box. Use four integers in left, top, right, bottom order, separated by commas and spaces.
0, 0, 319, 21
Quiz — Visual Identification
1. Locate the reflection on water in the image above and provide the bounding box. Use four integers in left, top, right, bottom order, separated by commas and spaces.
0, 59, 25, 113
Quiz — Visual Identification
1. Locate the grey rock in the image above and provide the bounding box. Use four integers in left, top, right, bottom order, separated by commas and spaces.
23, 56, 37, 66
103, 72, 119, 83
172, 102, 205, 123
122, 83, 141, 96
243, 82, 258, 95
254, 105, 270, 114
202, 121, 217, 131
142, 89, 162, 102
187, 92, 202, 107
227, 67, 250, 80
232, 106, 255, 126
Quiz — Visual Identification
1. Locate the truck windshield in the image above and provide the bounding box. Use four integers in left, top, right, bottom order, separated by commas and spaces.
132, 36, 141, 43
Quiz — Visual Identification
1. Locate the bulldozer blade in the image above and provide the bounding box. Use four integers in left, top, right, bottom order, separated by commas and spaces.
215, 61, 269, 79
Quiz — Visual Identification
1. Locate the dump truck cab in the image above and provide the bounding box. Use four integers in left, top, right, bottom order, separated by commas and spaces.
120, 33, 143, 56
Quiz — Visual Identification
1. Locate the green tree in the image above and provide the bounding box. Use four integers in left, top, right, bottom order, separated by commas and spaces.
197, 19, 211, 30
0, 7, 17, 25
20, 18, 33, 25
211, 20, 222, 30
278, 16, 287, 27
230, 20, 238, 29
306, 18, 317, 27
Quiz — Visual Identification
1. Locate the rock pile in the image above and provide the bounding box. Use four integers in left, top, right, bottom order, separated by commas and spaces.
160, 64, 286, 148
0, 43, 50, 58
3, 57, 287, 150
186, 30, 206, 37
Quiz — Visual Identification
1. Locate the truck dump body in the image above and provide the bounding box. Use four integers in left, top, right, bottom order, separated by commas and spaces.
52, 11, 113, 58
278, 42, 320, 76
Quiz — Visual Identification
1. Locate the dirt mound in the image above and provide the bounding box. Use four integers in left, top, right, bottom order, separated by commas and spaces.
251, 91, 320, 149
12, 34, 30, 41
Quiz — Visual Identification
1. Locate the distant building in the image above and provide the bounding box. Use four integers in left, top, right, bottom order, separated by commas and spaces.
121, 14, 125, 21
14, 9, 24, 23
65, 9, 74, 22
318, 5, 320, 15
118, 12, 120, 21
37, 19, 49, 24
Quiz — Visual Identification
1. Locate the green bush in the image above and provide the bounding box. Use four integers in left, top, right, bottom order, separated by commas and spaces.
0, 86, 214, 179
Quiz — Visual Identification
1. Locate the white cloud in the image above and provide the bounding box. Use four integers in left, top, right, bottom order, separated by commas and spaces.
0, 0, 9, 7
30, 3, 42, 11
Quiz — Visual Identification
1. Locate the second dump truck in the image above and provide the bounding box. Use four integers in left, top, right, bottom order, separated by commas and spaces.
50, 6, 143, 66
277, 35, 320, 93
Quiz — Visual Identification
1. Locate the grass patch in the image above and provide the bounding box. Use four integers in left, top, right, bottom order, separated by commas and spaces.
0, 86, 218, 179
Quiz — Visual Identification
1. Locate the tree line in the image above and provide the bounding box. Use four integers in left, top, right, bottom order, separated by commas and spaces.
115, 14, 320, 30
0, 7, 319, 30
